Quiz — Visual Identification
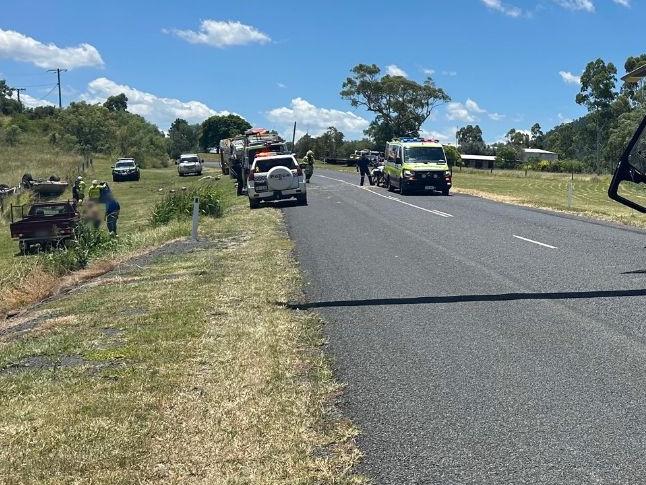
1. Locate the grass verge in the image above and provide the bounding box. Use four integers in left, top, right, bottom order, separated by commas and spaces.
0, 206, 364, 483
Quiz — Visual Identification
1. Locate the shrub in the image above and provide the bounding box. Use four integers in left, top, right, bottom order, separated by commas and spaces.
42, 224, 118, 274
4, 124, 22, 146
151, 182, 228, 227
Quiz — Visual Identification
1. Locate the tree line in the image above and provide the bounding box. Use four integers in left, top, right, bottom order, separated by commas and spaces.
0, 81, 252, 166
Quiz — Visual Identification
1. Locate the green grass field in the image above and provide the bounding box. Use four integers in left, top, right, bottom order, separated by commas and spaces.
0, 157, 229, 315
452, 169, 646, 228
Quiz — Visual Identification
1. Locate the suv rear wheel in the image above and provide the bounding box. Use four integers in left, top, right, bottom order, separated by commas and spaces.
249, 198, 260, 209
297, 194, 308, 206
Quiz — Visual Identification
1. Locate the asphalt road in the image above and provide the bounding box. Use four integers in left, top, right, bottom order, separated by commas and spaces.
282, 168, 646, 484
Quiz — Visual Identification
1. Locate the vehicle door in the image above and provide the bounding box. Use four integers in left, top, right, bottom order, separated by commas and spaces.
393, 146, 404, 187
609, 114, 646, 213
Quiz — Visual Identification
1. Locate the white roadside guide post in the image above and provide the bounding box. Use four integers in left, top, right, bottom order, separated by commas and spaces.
192, 197, 200, 240
567, 178, 574, 209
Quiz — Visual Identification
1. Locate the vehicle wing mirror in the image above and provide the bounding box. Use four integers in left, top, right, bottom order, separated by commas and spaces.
111, 165, 114, 169
609, 114, 646, 213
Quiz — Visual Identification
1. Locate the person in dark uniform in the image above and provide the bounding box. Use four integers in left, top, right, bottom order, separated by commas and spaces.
356, 151, 374, 186
230, 149, 245, 196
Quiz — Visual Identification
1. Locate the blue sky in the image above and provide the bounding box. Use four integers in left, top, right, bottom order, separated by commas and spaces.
0, 0, 643, 143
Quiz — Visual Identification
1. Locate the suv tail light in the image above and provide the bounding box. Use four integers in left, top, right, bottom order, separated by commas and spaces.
296, 166, 303, 176
248, 171, 255, 181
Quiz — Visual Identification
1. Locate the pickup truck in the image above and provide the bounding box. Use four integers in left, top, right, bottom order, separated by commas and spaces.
9, 202, 79, 254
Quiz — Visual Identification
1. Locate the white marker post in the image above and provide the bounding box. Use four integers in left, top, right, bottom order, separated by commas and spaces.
191, 197, 199, 240
567, 181, 573, 209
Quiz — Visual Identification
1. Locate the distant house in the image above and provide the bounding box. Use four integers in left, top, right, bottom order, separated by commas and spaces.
522, 148, 558, 162
461, 154, 496, 170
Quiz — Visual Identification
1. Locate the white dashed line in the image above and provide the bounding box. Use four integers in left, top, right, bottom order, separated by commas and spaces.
512, 235, 557, 249
318, 174, 454, 218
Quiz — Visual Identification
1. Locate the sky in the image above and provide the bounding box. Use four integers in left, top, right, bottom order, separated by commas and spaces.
0, 0, 643, 144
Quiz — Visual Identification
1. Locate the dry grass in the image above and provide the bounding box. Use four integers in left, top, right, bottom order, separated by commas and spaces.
0, 208, 364, 484
0, 133, 83, 187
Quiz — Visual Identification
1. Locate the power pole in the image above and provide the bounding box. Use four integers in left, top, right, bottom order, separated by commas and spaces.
12, 88, 26, 111
47, 68, 67, 108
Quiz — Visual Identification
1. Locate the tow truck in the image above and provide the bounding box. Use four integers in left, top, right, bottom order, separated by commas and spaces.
609, 64, 646, 212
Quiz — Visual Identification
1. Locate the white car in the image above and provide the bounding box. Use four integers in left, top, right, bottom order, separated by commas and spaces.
247, 154, 307, 209
178, 154, 203, 176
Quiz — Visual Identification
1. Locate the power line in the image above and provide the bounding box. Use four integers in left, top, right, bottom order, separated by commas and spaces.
47, 68, 67, 108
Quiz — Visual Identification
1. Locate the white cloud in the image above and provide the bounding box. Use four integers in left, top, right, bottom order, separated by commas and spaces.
553, 0, 595, 12
480, 0, 523, 17
386, 64, 408, 77
423, 68, 436, 76
277, 82, 286, 89
559, 70, 581, 85
442, 70, 458, 77
447, 102, 475, 122
447, 98, 504, 122
267, 97, 369, 138
0, 29, 104, 69
166, 20, 271, 48
82, 77, 228, 129
465, 99, 486, 114
21, 93, 55, 108
612, 0, 630, 6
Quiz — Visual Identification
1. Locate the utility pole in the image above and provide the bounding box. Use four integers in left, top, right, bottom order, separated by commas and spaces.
47, 68, 67, 108
12, 88, 26, 111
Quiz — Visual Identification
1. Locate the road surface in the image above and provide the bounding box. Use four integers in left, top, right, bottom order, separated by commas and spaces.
283, 169, 646, 484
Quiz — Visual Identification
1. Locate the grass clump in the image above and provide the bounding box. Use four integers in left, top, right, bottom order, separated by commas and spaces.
41, 224, 119, 274
151, 181, 230, 226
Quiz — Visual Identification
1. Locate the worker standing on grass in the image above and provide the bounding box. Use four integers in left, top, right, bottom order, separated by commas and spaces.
356, 151, 374, 186
88, 180, 102, 202
303, 150, 315, 183
105, 194, 120, 236
72, 176, 86, 204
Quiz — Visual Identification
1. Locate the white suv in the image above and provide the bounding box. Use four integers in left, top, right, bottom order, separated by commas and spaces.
247, 154, 307, 209
178, 154, 203, 176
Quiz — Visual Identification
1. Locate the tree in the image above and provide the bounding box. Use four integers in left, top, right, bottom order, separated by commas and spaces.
341, 64, 450, 144
496, 145, 521, 169
530, 123, 544, 149
57, 102, 114, 154
315, 126, 345, 158
443, 145, 461, 168
295, 134, 316, 158
168, 118, 198, 159
622, 54, 646, 105
456, 124, 486, 154
199, 114, 251, 151
0, 80, 21, 115
604, 107, 646, 165
506, 128, 530, 148
103, 93, 128, 112
4, 124, 22, 146
576, 59, 618, 112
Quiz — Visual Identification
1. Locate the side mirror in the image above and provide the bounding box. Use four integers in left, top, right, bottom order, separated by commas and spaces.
609, 114, 646, 213
111, 166, 114, 169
